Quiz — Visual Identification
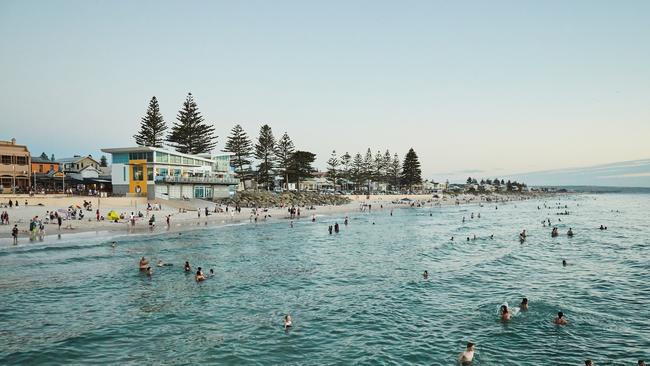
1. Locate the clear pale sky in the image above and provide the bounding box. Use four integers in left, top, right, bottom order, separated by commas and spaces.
1, 0, 649, 182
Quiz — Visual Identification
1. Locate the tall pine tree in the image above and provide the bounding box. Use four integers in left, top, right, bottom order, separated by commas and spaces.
326, 150, 340, 188
288, 151, 316, 192
389, 153, 401, 190
254, 124, 276, 191
224, 124, 253, 187
167, 93, 217, 154
401, 148, 422, 191
134, 96, 168, 147
351, 153, 364, 191
275, 132, 295, 191
339, 152, 352, 191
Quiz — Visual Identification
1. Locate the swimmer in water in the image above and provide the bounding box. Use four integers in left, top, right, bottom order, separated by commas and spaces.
562, 259, 567, 267
111, 241, 117, 248
209, 269, 214, 277
554, 311, 568, 325
458, 342, 475, 364
184, 261, 191, 272
284, 314, 293, 329
520, 298, 528, 311
146, 266, 153, 276
585, 360, 593, 366
638, 360, 645, 366
567, 228, 574, 237
500, 305, 511, 321
195, 267, 205, 281
139, 257, 149, 270
450, 236, 454, 241
423, 270, 428, 279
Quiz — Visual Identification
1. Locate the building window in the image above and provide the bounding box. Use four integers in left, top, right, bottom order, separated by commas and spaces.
16, 156, 27, 165
160, 168, 168, 176
123, 166, 127, 181
147, 167, 153, 181
155, 151, 169, 163
1, 155, 11, 164
194, 186, 205, 198
174, 169, 181, 176
39, 165, 43, 173
133, 166, 144, 181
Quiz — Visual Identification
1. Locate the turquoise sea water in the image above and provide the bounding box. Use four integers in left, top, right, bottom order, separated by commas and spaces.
1, 194, 649, 365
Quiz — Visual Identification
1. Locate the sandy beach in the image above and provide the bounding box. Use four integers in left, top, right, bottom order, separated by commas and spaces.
0, 192, 542, 246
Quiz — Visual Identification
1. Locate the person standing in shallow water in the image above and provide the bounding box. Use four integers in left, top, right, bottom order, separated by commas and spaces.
500, 305, 511, 321
458, 342, 475, 364
334, 222, 339, 233
11, 224, 18, 245
520, 298, 528, 311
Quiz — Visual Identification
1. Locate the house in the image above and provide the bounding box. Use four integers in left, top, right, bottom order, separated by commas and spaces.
0, 138, 31, 193
57, 155, 101, 173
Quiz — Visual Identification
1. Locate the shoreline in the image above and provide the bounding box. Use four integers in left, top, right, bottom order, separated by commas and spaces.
0, 192, 555, 247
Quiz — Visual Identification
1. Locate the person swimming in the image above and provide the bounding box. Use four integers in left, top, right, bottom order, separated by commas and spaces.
638, 360, 645, 366
184, 261, 191, 272
554, 311, 568, 325
146, 266, 153, 276
458, 342, 475, 364
500, 305, 511, 321
585, 360, 593, 366
284, 314, 293, 329
209, 269, 214, 277
157, 260, 173, 267
562, 259, 567, 267
195, 267, 205, 281
567, 228, 574, 237
139, 257, 149, 270
423, 270, 428, 279
520, 298, 528, 311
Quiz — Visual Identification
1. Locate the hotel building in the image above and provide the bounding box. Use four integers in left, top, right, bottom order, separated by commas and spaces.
101, 146, 238, 200
0, 138, 31, 193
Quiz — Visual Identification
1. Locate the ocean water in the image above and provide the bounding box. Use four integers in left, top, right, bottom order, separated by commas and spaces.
1, 194, 649, 365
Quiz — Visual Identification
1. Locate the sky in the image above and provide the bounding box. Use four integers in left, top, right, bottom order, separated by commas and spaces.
1, 0, 649, 184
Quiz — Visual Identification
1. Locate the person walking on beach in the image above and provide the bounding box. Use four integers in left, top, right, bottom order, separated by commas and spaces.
166, 215, 170, 228
11, 224, 18, 245
57, 214, 62, 230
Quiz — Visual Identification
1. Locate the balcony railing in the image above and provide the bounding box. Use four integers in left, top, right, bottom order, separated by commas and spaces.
155, 176, 239, 185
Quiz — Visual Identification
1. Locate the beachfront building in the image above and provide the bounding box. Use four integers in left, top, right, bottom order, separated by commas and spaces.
31, 156, 60, 174
0, 138, 31, 193
101, 146, 238, 200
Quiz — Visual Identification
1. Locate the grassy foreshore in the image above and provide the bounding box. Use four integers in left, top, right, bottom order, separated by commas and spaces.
0, 191, 554, 245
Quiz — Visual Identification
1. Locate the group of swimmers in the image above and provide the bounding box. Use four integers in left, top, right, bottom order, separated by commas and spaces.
456, 298, 567, 363
138, 257, 214, 282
